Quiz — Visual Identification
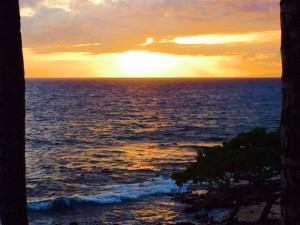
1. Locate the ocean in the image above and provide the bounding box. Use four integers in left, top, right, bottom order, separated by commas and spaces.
25, 78, 280, 224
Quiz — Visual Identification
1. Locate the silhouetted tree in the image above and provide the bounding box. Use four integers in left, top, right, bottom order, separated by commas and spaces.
280, 1, 300, 224
0, 1, 28, 225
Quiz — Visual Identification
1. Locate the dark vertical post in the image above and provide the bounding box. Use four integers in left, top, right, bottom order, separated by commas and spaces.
280, 1, 300, 224
0, 1, 28, 225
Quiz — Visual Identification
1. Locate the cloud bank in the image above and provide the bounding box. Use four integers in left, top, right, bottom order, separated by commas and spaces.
20, 0, 279, 53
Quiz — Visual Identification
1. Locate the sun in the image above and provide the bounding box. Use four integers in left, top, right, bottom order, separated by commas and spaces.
116, 51, 175, 77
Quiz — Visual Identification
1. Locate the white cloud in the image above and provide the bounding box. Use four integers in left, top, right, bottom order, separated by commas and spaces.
138, 37, 154, 46
20, 7, 36, 17
162, 31, 280, 45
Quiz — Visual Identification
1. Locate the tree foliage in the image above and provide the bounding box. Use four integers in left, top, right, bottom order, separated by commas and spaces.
172, 128, 280, 188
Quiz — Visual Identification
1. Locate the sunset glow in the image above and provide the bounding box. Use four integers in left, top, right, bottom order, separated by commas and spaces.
116, 51, 174, 77
20, 0, 281, 78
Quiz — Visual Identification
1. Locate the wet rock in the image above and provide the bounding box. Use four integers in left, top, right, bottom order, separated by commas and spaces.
156, 222, 195, 225
193, 211, 209, 222
204, 191, 234, 209
155, 223, 174, 225
175, 222, 195, 225
208, 208, 233, 223
174, 191, 206, 212
69, 222, 79, 225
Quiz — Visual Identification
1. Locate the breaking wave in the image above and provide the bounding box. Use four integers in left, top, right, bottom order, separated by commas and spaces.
28, 176, 188, 211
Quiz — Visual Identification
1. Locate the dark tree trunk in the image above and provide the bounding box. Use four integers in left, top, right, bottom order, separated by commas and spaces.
0, 1, 28, 225
280, 1, 300, 225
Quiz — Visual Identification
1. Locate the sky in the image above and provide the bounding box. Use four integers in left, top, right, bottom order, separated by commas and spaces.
20, 0, 281, 78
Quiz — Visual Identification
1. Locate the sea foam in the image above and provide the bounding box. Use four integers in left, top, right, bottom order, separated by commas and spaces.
28, 176, 188, 211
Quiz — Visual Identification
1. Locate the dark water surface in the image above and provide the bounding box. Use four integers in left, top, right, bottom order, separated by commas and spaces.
25, 78, 280, 224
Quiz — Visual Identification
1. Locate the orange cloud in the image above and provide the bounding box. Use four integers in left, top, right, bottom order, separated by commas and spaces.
20, 0, 281, 78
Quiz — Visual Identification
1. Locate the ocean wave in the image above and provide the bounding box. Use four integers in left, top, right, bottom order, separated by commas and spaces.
28, 176, 188, 211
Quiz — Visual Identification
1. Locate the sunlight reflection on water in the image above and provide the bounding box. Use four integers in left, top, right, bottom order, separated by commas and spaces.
25, 78, 280, 224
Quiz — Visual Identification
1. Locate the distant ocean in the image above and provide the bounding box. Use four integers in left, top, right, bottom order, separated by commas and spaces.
25, 78, 280, 225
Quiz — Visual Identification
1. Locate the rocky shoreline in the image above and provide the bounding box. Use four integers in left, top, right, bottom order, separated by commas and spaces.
164, 180, 281, 225
60, 180, 280, 225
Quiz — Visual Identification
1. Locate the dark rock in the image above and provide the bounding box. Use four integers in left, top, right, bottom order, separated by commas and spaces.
174, 192, 205, 205
155, 223, 174, 225
193, 211, 209, 222
173, 182, 281, 224
175, 222, 195, 225
69, 222, 79, 225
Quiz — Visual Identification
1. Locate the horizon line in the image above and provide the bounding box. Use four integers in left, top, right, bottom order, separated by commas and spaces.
25, 76, 281, 80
